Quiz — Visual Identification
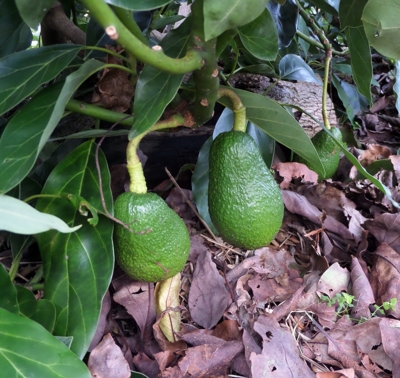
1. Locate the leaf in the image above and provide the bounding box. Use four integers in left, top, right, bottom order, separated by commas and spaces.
129, 18, 191, 139
0, 264, 19, 314
16, 286, 56, 333
346, 27, 372, 105
395, 61, 400, 115
35, 140, 114, 358
0, 0, 32, 58
339, 0, 368, 28
0, 59, 104, 194
279, 54, 322, 84
309, 0, 339, 15
15, 0, 56, 29
0, 307, 91, 377
218, 87, 324, 173
0, 195, 81, 234
203, 0, 269, 41
246, 121, 275, 168
191, 137, 218, 235
105, 0, 173, 11
154, 274, 181, 343
0, 44, 80, 116
238, 9, 279, 61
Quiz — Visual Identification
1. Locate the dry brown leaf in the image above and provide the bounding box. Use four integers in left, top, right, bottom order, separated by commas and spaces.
274, 162, 318, 189
88, 334, 131, 378
188, 251, 231, 329
379, 318, 400, 377
165, 188, 196, 221
88, 291, 112, 352
154, 274, 181, 343
316, 369, 355, 378
365, 213, 400, 254
132, 352, 160, 377
317, 262, 350, 298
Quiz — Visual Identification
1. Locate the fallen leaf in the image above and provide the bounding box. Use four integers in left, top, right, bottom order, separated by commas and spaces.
365, 214, 400, 254
165, 188, 196, 221
88, 291, 112, 352
317, 262, 350, 298
379, 318, 400, 377
88, 334, 131, 378
274, 162, 318, 189
188, 251, 231, 329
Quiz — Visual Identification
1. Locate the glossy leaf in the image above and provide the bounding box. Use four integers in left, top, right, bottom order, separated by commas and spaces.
0, 264, 19, 314
238, 9, 278, 61
309, 0, 338, 15
0, 44, 80, 116
339, 0, 368, 28
203, 0, 269, 41
218, 87, 324, 173
191, 137, 218, 235
267, 0, 298, 49
346, 27, 372, 105
297, 15, 310, 55
0, 195, 81, 235
239, 63, 277, 76
105, 0, 172, 11
35, 141, 114, 358
279, 54, 322, 84
246, 121, 275, 168
0, 0, 32, 58
0, 307, 91, 377
130, 18, 191, 139
362, 0, 400, 60
16, 286, 56, 333
394, 61, 400, 115
15, 0, 56, 28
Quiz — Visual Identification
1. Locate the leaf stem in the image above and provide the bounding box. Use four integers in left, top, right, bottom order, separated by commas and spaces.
80, 0, 203, 74
83, 46, 130, 63
296, 31, 347, 56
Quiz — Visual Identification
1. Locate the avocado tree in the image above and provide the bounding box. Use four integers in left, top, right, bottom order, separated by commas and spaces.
0, 0, 400, 375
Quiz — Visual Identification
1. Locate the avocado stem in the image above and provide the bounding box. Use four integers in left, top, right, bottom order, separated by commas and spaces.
126, 114, 186, 194
217, 88, 246, 132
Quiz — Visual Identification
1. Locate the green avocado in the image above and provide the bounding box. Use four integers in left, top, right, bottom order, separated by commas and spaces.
296, 127, 342, 180
208, 130, 284, 250
114, 192, 190, 282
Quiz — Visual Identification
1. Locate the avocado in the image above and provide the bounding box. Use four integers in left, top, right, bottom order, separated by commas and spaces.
114, 192, 190, 282
208, 130, 284, 250
296, 127, 342, 180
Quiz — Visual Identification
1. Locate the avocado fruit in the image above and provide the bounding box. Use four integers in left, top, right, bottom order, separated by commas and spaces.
295, 127, 342, 180
208, 130, 284, 250
114, 192, 190, 282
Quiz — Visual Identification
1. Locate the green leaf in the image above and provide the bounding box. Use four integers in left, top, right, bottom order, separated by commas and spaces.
238, 9, 278, 61
0, 264, 19, 314
346, 27, 372, 105
246, 121, 275, 168
15, 0, 56, 29
310, 0, 338, 15
0, 307, 91, 377
218, 87, 324, 174
0, 195, 81, 235
279, 54, 322, 84
130, 18, 192, 139
0, 0, 32, 58
35, 140, 114, 358
203, 0, 270, 41
0, 59, 104, 194
394, 61, 400, 115
339, 0, 368, 28
0, 44, 80, 116
105, 0, 172, 11
191, 137, 218, 235
362, 0, 400, 60
16, 286, 56, 333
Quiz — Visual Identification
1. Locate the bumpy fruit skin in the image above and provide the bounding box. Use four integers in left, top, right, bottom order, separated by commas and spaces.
114, 192, 190, 282
296, 127, 342, 180
208, 131, 284, 250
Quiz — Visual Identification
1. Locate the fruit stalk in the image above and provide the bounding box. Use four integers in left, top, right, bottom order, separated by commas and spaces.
217, 88, 246, 132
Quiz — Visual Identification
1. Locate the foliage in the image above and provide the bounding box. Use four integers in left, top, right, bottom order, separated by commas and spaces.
0, 0, 399, 375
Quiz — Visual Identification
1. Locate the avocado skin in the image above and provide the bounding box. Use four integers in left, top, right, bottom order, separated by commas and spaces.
296, 127, 342, 180
114, 192, 190, 282
208, 131, 284, 250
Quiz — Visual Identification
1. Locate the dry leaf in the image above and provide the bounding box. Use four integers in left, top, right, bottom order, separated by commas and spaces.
154, 274, 181, 342
317, 262, 350, 298
274, 162, 318, 189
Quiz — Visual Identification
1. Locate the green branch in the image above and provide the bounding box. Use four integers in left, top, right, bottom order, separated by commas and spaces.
296, 31, 347, 56
81, 0, 203, 74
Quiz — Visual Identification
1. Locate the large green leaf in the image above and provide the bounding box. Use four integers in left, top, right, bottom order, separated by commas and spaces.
309, 0, 338, 15
0, 44, 80, 116
362, 0, 400, 60
130, 18, 191, 139
0, 0, 32, 58
339, 0, 368, 28
279, 54, 322, 84
0, 307, 91, 377
0, 195, 81, 235
105, 0, 172, 10
35, 140, 114, 358
238, 9, 278, 61
0, 59, 104, 194
218, 87, 324, 173
346, 27, 372, 105
0, 264, 19, 314
15, 0, 56, 28
203, 0, 270, 41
